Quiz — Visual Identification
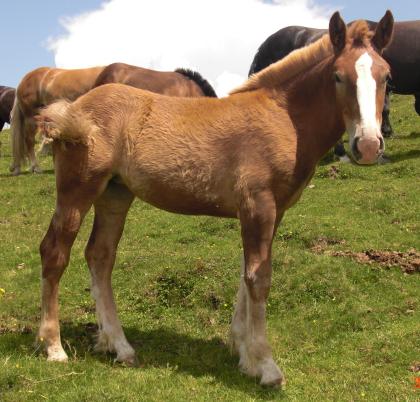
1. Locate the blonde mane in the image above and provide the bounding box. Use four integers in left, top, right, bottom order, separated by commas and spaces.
231, 20, 373, 95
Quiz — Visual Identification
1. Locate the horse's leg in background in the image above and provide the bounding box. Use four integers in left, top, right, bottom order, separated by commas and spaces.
25, 119, 42, 173
381, 88, 393, 137
0, 120, 4, 157
232, 191, 284, 387
39, 173, 109, 361
334, 138, 351, 163
415, 93, 420, 116
85, 181, 137, 365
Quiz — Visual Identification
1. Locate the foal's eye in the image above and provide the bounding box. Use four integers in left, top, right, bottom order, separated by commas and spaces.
334, 73, 342, 83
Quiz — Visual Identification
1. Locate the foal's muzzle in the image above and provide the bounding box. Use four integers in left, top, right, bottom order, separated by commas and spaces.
351, 131, 384, 165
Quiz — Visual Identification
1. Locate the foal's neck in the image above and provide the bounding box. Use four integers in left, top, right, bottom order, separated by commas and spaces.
285, 58, 345, 164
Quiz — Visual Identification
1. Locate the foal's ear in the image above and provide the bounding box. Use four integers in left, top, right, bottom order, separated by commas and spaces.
329, 11, 347, 54
372, 10, 394, 51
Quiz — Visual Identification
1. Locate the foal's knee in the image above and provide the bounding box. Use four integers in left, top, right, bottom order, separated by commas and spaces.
40, 233, 70, 279
84, 236, 112, 268
39, 215, 80, 279
244, 266, 271, 302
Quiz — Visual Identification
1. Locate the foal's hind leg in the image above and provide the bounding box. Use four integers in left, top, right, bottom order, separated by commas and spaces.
232, 192, 284, 387
84, 181, 136, 365
39, 172, 109, 361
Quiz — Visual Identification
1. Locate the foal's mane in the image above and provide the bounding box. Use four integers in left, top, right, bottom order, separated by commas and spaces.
231, 20, 373, 95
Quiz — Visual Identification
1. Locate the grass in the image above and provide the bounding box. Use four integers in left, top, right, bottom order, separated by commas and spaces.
0, 94, 419, 401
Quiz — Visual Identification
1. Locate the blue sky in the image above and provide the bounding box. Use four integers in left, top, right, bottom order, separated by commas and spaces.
1, 0, 419, 88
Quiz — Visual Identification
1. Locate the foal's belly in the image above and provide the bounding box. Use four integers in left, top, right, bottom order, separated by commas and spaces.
121, 171, 237, 218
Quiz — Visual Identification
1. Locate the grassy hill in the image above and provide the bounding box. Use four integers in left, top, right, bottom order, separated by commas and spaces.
0, 94, 419, 401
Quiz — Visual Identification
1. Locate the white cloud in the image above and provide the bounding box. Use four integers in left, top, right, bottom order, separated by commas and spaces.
48, 0, 332, 96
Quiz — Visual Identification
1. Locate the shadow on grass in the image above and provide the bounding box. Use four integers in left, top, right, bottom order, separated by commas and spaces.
387, 149, 420, 163
396, 131, 420, 140
0, 323, 286, 399
0, 169, 54, 178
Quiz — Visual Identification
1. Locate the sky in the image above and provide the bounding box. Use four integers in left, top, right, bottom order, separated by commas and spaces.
1, 0, 419, 96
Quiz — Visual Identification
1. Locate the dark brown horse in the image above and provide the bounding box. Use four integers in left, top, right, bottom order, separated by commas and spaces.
36, 12, 393, 387
249, 19, 420, 159
94, 63, 217, 98
0, 86, 15, 131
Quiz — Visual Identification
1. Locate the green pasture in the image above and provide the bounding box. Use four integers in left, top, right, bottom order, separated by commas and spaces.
0, 94, 419, 401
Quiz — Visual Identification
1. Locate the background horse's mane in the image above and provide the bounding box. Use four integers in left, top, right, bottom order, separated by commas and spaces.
231, 20, 373, 95
174, 68, 218, 97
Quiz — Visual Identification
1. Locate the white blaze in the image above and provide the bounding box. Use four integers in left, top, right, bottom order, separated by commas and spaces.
355, 52, 378, 131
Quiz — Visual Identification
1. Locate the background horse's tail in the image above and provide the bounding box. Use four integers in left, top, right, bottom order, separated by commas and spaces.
38, 100, 97, 145
10, 96, 26, 170
175, 68, 218, 98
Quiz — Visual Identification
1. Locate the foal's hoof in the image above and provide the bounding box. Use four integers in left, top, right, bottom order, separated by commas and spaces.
10, 167, 21, 176
46, 348, 69, 362
260, 370, 285, 388
115, 353, 139, 367
259, 359, 285, 388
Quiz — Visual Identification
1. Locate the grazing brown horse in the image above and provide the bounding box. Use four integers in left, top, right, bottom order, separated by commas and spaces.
94, 63, 217, 98
36, 11, 393, 387
10, 66, 105, 175
10, 65, 216, 175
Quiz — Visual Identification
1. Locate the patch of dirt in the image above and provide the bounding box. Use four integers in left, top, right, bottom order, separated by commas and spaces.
310, 236, 346, 254
327, 165, 340, 179
314, 246, 420, 274
0, 324, 33, 335
409, 362, 420, 372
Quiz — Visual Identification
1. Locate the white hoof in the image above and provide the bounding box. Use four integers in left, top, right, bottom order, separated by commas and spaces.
259, 358, 285, 388
114, 351, 139, 367
47, 346, 68, 362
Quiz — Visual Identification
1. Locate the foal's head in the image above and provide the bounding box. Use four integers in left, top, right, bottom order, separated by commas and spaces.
330, 11, 394, 164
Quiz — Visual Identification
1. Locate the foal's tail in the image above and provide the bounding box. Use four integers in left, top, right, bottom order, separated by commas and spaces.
37, 100, 96, 145
10, 97, 26, 168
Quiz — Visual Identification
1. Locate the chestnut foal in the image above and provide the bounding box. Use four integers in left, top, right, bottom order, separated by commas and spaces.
36, 11, 393, 387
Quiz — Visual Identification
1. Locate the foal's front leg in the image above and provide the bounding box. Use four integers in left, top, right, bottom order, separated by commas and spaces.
232, 192, 285, 387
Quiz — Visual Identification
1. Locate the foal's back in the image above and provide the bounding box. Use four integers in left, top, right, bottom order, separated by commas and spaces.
52, 83, 296, 216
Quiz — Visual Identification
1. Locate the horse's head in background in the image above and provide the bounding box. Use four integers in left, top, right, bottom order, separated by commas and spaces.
330, 11, 394, 164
